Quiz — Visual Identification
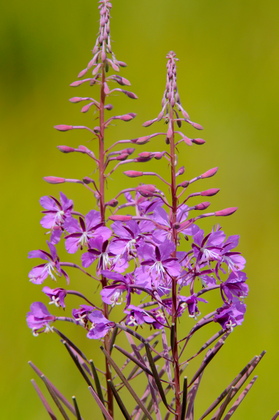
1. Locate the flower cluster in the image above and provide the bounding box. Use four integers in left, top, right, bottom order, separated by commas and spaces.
28, 187, 247, 336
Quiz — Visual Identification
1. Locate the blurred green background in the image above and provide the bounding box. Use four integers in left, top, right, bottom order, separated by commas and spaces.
1, 0, 278, 418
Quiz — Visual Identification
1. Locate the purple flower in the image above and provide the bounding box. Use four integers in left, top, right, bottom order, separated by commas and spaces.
217, 235, 246, 273
82, 237, 113, 271
72, 305, 96, 328
28, 241, 69, 284
192, 228, 225, 265
27, 302, 56, 335
40, 192, 73, 244
87, 310, 115, 339
151, 204, 191, 243
64, 210, 111, 253
100, 270, 136, 307
214, 299, 246, 330
42, 286, 67, 308
135, 240, 181, 289
180, 294, 208, 318
124, 305, 166, 329
221, 271, 249, 302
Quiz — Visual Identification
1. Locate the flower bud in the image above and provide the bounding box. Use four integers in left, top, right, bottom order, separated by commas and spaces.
105, 199, 118, 208
201, 188, 220, 196
201, 167, 218, 179
136, 184, 159, 197
194, 202, 211, 210
124, 171, 143, 178
54, 125, 73, 132
192, 138, 206, 145
57, 146, 75, 153
215, 207, 238, 216
109, 215, 132, 221
44, 176, 65, 184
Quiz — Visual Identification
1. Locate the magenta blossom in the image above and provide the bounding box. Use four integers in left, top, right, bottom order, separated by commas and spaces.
64, 210, 111, 253
72, 305, 96, 328
214, 299, 246, 330
87, 310, 115, 339
221, 271, 249, 302
26, 302, 56, 335
40, 192, 73, 244
124, 305, 166, 329
42, 286, 67, 308
28, 241, 69, 284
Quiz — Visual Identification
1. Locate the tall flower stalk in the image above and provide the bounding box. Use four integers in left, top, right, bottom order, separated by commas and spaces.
27, 1, 275, 419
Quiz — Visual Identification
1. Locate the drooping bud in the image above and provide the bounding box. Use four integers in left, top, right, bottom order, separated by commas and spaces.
194, 202, 211, 211
109, 215, 133, 221
136, 152, 154, 162
105, 199, 119, 208
44, 176, 65, 184
215, 207, 238, 217
57, 146, 75, 153
201, 188, 220, 196
136, 184, 159, 197
201, 167, 219, 179
192, 138, 206, 145
124, 171, 144, 178
54, 125, 73, 132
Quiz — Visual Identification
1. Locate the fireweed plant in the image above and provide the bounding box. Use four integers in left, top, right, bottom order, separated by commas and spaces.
26, 1, 273, 419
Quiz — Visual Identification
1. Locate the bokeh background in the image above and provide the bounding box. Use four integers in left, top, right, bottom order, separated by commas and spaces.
1, 0, 278, 418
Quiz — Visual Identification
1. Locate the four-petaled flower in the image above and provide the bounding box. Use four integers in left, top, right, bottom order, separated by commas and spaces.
26, 302, 56, 335
42, 286, 67, 308
40, 192, 73, 244
64, 210, 111, 253
28, 241, 69, 284
87, 310, 115, 339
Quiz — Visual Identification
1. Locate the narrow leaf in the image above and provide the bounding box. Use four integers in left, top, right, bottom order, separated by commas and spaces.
31, 379, 57, 420
222, 376, 258, 420
199, 351, 265, 419
107, 380, 131, 420
72, 396, 82, 420
88, 387, 113, 420
180, 377, 188, 420
40, 375, 70, 420
90, 360, 105, 405
144, 343, 173, 413
29, 361, 76, 415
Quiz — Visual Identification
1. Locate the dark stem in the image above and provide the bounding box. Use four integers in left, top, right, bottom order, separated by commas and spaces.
99, 64, 113, 417
169, 109, 181, 418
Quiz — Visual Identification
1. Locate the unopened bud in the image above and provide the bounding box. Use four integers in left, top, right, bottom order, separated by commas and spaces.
54, 125, 73, 132
215, 207, 238, 217
201, 167, 218, 179
201, 188, 220, 196
142, 118, 157, 127
194, 202, 211, 210
192, 138, 206, 145
154, 152, 165, 160
105, 199, 118, 208
44, 176, 65, 184
124, 171, 143, 178
109, 215, 132, 221
136, 184, 159, 197
136, 152, 153, 162
57, 145, 75, 153
176, 166, 185, 176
